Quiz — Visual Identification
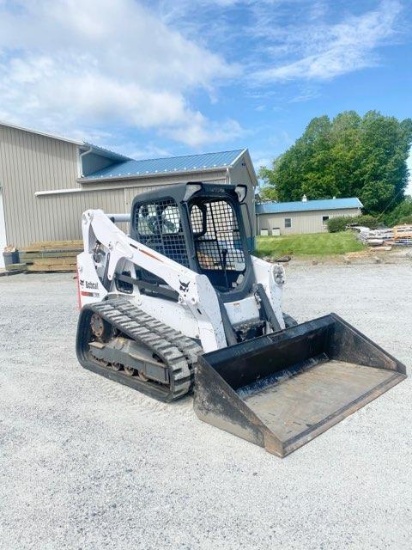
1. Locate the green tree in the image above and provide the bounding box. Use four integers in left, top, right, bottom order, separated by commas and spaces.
329, 111, 362, 197
260, 111, 412, 215
258, 166, 279, 201
384, 197, 412, 226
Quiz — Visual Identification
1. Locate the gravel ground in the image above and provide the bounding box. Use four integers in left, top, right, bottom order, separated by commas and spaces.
0, 258, 411, 550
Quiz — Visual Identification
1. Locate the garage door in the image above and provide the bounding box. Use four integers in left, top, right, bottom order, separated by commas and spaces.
0, 189, 7, 269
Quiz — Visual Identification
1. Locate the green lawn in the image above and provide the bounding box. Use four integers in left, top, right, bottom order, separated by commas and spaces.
256, 231, 365, 257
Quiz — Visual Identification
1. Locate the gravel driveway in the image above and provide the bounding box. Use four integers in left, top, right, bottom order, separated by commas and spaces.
1, 258, 411, 549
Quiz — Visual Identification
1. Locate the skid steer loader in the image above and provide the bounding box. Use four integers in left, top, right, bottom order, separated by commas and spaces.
76, 182, 406, 457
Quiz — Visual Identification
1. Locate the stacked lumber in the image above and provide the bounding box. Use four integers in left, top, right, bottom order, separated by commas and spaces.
355, 228, 394, 247
16, 240, 83, 273
390, 225, 412, 246
353, 227, 412, 248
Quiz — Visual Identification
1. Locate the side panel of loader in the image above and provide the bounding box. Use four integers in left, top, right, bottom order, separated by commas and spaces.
194, 314, 406, 457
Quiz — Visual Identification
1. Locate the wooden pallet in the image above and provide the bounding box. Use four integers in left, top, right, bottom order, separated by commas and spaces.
19, 250, 82, 261
22, 240, 83, 252
27, 263, 76, 273
6, 240, 82, 273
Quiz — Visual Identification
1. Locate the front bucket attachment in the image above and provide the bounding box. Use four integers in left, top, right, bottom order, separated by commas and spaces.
194, 314, 406, 457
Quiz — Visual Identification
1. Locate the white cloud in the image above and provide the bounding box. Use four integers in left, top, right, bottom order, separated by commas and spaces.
0, 0, 241, 146
164, 117, 244, 148
253, 0, 403, 82
0, 0, 407, 150
156, 1, 405, 88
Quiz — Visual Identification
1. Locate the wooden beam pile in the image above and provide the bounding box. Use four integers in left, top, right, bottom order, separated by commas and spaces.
6, 240, 83, 273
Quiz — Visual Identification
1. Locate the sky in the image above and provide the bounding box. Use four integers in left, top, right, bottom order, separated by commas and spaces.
0, 0, 411, 193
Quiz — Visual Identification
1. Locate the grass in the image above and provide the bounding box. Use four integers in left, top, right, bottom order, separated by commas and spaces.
256, 231, 365, 258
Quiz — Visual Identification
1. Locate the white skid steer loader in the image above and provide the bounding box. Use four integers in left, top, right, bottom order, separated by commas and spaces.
76, 182, 406, 457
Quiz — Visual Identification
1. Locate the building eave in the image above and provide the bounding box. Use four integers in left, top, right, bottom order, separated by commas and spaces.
0, 119, 83, 146
80, 142, 133, 162
78, 165, 228, 185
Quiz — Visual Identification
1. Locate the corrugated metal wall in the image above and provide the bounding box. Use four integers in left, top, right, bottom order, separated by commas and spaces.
257, 209, 361, 235
0, 189, 7, 268
36, 189, 128, 241
0, 125, 80, 246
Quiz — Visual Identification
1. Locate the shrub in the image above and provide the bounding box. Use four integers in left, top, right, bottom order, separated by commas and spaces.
398, 215, 412, 225
327, 214, 380, 233
353, 215, 379, 229
384, 198, 412, 227
327, 216, 353, 233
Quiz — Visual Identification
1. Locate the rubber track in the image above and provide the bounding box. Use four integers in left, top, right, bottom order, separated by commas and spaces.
86, 297, 202, 400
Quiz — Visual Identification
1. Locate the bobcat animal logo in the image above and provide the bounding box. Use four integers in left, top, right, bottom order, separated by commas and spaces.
179, 280, 190, 293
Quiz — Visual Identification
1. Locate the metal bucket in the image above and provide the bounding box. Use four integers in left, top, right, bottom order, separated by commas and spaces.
194, 314, 406, 457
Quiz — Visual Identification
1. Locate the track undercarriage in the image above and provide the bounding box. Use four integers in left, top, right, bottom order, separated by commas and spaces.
76, 297, 202, 402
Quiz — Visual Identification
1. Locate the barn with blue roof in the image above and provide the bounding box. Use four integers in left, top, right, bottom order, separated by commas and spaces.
256, 196, 363, 235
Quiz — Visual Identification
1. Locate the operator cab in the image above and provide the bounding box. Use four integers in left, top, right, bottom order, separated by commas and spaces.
130, 182, 253, 298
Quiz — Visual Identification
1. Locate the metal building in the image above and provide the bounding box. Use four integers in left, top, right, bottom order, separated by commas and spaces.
256, 197, 363, 235
0, 121, 257, 266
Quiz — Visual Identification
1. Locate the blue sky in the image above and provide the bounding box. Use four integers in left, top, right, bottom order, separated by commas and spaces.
0, 0, 411, 192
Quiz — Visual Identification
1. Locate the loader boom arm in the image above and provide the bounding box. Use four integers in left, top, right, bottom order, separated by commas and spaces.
80, 209, 226, 350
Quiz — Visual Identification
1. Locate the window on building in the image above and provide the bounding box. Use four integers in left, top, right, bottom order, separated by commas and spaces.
322, 215, 330, 223
284, 218, 292, 228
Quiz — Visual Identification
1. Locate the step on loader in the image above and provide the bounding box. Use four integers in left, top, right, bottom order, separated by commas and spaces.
76, 182, 406, 457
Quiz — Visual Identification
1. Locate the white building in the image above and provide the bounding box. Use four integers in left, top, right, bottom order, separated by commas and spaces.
256, 197, 363, 235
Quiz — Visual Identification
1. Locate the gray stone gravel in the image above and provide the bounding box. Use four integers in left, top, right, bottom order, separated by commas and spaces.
0, 260, 411, 550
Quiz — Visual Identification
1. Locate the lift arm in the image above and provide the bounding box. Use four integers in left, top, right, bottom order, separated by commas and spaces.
80, 209, 226, 351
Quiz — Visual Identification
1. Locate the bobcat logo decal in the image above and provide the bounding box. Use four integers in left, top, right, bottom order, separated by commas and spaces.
179, 280, 190, 293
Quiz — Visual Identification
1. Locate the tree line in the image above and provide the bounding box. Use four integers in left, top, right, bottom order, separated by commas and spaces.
259, 111, 412, 222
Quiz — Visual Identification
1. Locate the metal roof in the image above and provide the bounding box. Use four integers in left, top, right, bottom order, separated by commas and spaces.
256, 197, 363, 214
81, 142, 132, 162
0, 119, 83, 146
82, 149, 245, 180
